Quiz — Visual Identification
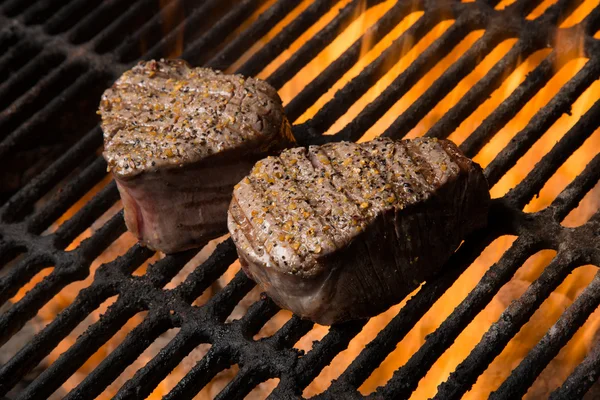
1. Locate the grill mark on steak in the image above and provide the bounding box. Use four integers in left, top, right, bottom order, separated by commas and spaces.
250, 157, 335, 269
307, 147, 365, 240
355, 146, 397, 211
370, 142, 410, 206
277, 152, 341, 250
325, 145, 370, 206
287, 149, 351, 247
229, 197, 272, 265
237, 175, 302, 270
404, 140, 436, 186
398, 140, 433, 196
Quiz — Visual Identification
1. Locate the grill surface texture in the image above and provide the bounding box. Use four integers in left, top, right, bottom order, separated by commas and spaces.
0, 0, 599, 399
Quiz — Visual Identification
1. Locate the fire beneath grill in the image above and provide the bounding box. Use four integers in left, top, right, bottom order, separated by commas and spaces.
1, 0, 600, 399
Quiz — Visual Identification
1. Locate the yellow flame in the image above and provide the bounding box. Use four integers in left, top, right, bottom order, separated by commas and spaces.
16, 1, 599, 398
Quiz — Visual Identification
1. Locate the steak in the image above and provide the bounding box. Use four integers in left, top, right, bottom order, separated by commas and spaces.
100, 59, 295, 253
227, 137, 490, 325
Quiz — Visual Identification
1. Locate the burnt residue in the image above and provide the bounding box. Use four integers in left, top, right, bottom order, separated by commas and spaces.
0, 0, 599, 399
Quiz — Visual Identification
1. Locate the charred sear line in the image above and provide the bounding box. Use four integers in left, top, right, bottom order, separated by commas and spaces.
376, 142, 412, 206
406, 141, 437, 186
276, 152, 338, 249
320, 147, 365, 209
399, 140, 432, 197
244, 175, 287, 263
310, 147, 364, 225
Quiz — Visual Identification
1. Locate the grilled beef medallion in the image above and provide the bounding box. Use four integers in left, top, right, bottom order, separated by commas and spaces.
100, 59, 295, 254
228, 137, 490, 325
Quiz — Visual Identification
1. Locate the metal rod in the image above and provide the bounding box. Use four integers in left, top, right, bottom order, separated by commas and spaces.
491, 270, 600, 399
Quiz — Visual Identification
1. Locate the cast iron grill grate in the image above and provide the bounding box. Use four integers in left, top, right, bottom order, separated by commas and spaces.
0, 0, 599, 399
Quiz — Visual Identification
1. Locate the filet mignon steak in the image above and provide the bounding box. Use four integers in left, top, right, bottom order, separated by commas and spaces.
227, 137, 490, 325
100, 59, 295, 253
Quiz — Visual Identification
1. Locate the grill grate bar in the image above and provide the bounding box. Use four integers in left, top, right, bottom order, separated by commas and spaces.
0, 40, 41, 82
239, 297, 281, 337
0, 68, 101, 160
506, 99, 600, 209
328, 18, 471, 144
236, 0, 342, 78
44, 0, 109, 35
0, 127, 102, 222
30, 304, 143, 400
172, 239, 239, 304
147, 255, 199, 292
215, 366, 268, 400
91, 0, 158, 59
267, 314, 314, 349
491, 270, 600, 399
585, 5, 600, 35
550, 151, 600, 222
326, 231, 497, 394
375, 235, 538, 399
164, 346, 232, 400
180, 0, 268, 67
53, 181, 120, 250
66, 265, 273, 399
0, 282, 115, 394
142, 0, 224, 62
272, 320, 367, 397
207, 0, 303, 71
0, 27, 21, 54
0, 254, 54, 309
424, 41, 531, 140
459, 54, 556, 158
27, 157, 108, 235
384, 0, 587, 143
3, 245, 153, 396
114, 328, 201, 400
266, 0, 366, 90
65, 311, 170, 400
0, 60, 85, 131
203, 271, 256, 323
551, 329, 600, 399
0, 50, 66, 113
109, 0, 184, 62
0, 268, 81, 350
74, 210, 127, 264
284, 0, 417, 122
484, 59, 600, 186
67, 0, 141, 48
0, 0, 32, 17
383, 30, 503, 139
0, 241, 22, 268
532, 0, 586, 27
433, 253, 583, 400
20, 0, 68, 26
310, 14, 437, 138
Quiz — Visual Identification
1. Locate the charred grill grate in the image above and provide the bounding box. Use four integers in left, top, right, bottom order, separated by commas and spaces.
0, 0, 599, 399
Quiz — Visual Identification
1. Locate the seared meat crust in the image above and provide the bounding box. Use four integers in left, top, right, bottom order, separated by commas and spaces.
228, 137, 489, 324
100, 59, 294, 253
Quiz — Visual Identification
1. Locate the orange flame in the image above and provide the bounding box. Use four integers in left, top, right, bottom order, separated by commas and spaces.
8, 1, 600, 399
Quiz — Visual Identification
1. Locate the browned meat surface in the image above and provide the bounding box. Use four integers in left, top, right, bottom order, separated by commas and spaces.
100, 59, 295, 253
228, 137, 490, 325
